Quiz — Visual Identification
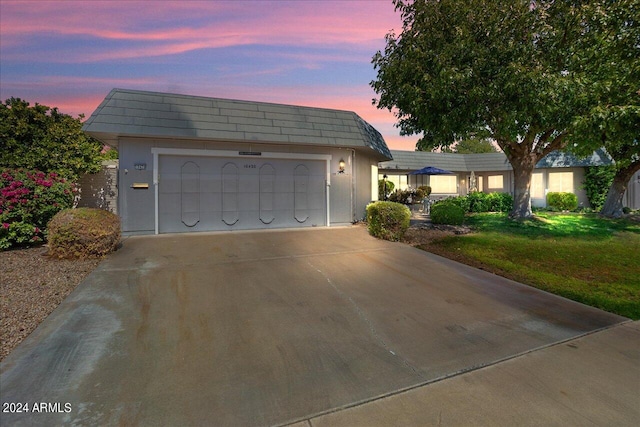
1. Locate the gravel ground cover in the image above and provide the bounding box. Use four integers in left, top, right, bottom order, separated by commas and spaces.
1, 246, 100, 361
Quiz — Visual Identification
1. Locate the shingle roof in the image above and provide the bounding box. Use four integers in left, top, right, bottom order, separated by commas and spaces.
379, 149, 612, 172
83, 89, 392, 160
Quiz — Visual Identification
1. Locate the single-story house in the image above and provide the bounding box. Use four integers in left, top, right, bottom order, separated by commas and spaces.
83, 89, 391, 235
378, 150, 640, 210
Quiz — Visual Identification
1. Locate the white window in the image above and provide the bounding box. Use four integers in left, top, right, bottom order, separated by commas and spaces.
531, 172, 544, 198
430, 175, 457, 193
379, 173, 408, 192
487, 175, 504, 190
548, 171, 573, 193
393, 174, 409, 191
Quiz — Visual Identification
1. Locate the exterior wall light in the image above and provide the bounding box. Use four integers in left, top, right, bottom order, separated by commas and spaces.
338, 159, 346, 174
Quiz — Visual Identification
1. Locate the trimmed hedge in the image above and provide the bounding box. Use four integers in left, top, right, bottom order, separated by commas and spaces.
436, 192, 513, 214
546, 192, 578, 211
47, 208, 120, 258
430, 202, 465, 225
366, 201, 411, 241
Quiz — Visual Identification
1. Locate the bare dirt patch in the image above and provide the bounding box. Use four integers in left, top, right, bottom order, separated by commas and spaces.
1, 246, 100, 361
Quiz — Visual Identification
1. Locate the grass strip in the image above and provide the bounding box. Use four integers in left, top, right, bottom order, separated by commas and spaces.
420, 213, 640, 319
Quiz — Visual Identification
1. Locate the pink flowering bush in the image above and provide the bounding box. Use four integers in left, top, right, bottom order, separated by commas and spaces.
0, 169, 75, 249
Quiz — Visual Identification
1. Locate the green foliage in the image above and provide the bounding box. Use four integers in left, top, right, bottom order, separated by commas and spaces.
438, 195, 470, 212
372, 0, 584, 147
430, 201, 465, 225
466, 192, 491, 213
547, 192, 579, 211
418, 185, 432, 197
99, 147, 119, 161
1, 169, 74, 250
584, 165, 616, 211
436, 192, 513, 214
442, 137, 498, 154
378, 179, 395, 200
568, 0, 639, 162
371, 0, 635, 218
47, 208, 121, 259
0, 222, 38, 250
486, 192, 514, 213
0, 98, 103, 180
366, 201, 411, 241
565, 0, 639, 217
388, 187, 425, 204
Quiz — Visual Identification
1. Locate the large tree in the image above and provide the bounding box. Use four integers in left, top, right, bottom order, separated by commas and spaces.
568, 0, 639, 217
0, 98, 103, 180
372, 0, 622, 218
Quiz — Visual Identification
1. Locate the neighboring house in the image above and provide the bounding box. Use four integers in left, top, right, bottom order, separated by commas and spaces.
83, 89, 391, 235
378, 149, 640, 210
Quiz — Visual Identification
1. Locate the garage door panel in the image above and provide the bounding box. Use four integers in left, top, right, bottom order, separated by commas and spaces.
238, 193, 260, 211
159, 175, 181, 193
308, 196, 326, 210
200, 173, 219, 193
159, 155, 327, 233
273, 179, 293, 193
274, 193, 294, 207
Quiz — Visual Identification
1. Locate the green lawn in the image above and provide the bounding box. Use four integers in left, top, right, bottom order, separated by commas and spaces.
419, 213, 640, 319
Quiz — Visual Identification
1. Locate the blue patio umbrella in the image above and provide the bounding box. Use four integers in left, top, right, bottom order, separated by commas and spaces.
409, 166, 453, 175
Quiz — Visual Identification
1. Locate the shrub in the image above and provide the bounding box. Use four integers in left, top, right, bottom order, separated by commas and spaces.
378, 179, 395, 200
467, 191, 491, 213
418, 185, 432, 197
47, 208, 120, 258
388, 188, 425, 204
438, 196, 471, 213
431, 202, 465, 225
486, 192, 513, 212
584, 165, 615, 211
1, 169, 74, 249
366, 201, 411, 241
547, 192, 578, 211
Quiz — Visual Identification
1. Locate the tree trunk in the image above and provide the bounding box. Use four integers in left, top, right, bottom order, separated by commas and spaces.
510, 159, 537, 219
600, 163, 639, 218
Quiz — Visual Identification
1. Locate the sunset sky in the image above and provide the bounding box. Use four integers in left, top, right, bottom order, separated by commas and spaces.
0, 0, 420, 150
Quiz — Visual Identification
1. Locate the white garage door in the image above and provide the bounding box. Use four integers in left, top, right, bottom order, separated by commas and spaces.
158, 155, 327, 233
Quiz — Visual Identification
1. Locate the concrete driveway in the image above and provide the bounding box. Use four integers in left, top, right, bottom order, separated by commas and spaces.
0, 227, 630, 426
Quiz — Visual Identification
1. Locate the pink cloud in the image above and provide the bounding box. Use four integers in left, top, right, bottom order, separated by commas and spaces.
0, 1, 415, 149
1, 0, 400, 62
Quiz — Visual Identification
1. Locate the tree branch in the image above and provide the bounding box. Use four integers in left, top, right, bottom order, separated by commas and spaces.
541, 132, 567, 158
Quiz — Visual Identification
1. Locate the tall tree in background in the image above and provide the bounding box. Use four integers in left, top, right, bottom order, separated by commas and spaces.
0, 98, 103, 180
441, 136, 498, 154
568, 0, 639, 217
371, 0, 629, 218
